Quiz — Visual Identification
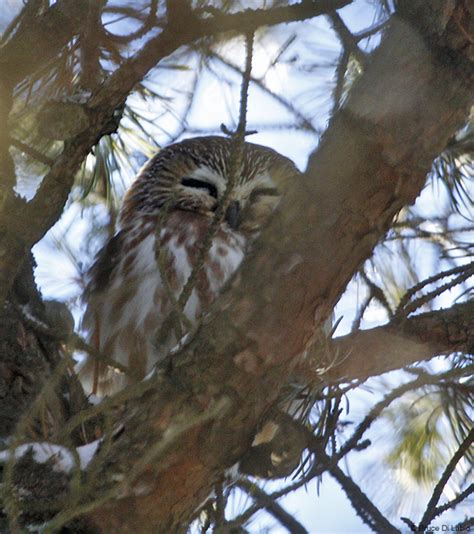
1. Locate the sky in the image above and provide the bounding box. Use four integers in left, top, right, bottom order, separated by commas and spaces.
3, 0, 473, 532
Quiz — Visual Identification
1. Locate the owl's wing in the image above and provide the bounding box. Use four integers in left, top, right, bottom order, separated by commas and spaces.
80, 221, 200, 394
81, 230, 132, 393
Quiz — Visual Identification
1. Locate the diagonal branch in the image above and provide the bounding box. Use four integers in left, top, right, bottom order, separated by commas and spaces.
419, 428, 474, 530
236, 479, 309, 534
329, 462, 399, 533
328, 11, 367, 65
0, 0, 90, 89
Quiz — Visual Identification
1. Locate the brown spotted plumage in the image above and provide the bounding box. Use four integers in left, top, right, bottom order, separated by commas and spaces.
82, 136, 300, 393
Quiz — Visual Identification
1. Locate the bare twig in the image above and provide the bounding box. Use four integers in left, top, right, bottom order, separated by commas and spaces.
175, 32, 254, 312
8, 137, 54, 167
395, 262, 474, 319
328, 11, 367, 65
337, 366, 474, 460
418, 428, 474, 530
360, 269, 394, 318
237, 479, 309, 534
331, 48, 349, 115
355, 20, 390, 40
430, 482, 474, 520
329, 462, 400, 533
210, 50, 320, 134
104, 0, 159, 44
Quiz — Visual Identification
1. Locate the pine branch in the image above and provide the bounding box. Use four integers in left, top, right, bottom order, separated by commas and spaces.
236, 479, 309, 534
327, 300, 474, 382
418, 428, 474, 530
0, 0, 90, 89
430, 482, 474, 520
337, 365, 473, 461
395, 263, 474, 319
8, 137, 54, 167
329, 462, 400, 533
90, 0, 352, 109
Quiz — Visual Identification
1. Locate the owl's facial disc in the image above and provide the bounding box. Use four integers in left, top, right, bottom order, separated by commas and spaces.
177, 165, 282, 233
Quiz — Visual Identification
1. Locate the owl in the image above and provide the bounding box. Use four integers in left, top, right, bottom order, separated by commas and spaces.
82, 136, 300, 393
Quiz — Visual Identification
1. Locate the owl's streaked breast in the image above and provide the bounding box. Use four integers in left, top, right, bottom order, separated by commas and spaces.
82, 211, 245, 392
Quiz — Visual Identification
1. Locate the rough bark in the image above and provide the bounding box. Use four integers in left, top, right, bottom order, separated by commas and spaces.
73, 4, 472, 532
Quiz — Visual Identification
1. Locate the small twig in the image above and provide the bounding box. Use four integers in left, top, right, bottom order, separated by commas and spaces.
400, 517, 417, 532
237, 479, 309, 534
431, 482, 474, 520
210, 50, 319, 134
360, 269, 394, 318
329, 462, 400, 533
418, 428, 474, 530
175, 31, 254, 313
337, 366, 474, 460
351, 290, 372, 331
355, 20, 389, 41
331, 48, 349, 115
395, 262, 474, 319
328, 11, 367, 66
104, 0, 159, 44
151, 37, 256, 345
9, 136, 54, 167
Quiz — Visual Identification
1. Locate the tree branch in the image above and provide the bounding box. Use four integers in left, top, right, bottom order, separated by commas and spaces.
328, 11, 367, 65
236, 479, 309, 534
89, 0, 352, 108
329, 462, 400, 533
419, 428, 474, 530
0, 0, 90, 89
325, 300, 474, 383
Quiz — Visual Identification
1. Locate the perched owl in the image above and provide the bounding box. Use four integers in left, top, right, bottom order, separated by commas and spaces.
82, 136, 300, 393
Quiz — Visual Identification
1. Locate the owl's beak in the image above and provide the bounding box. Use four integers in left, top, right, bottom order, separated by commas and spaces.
225, 200, 241, 230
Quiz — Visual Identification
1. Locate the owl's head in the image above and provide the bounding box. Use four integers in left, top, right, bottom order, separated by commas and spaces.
120, 136, 300, 234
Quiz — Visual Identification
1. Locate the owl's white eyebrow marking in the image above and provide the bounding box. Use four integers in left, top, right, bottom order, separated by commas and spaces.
236, 172, 278, 199
188, 166, 226, 192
